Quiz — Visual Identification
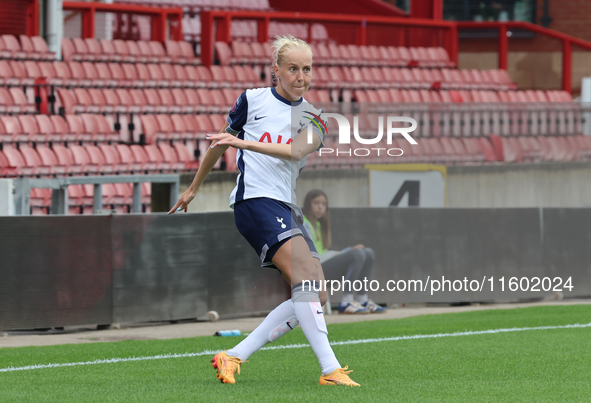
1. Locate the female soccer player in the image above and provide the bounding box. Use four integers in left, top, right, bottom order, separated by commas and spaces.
169, 35, 359, 387
302, 189, 387, 314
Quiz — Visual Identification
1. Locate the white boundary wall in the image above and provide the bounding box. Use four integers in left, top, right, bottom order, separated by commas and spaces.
181, 162, 591, 211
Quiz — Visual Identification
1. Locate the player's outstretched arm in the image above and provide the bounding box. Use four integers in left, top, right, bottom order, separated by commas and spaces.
168, 123, 231, 214
207, 128, 321, 162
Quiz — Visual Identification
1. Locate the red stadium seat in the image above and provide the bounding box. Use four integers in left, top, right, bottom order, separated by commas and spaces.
69, 144, 97, 173
0, 37, 10, 59
210, 65, 229, 87
66, 185, 90, 213
157, 88, 178, 113
171, 88, 194, 113
209, 114, 226, 131
98, 39, 122, 63
169, 114, 194, 140
49, 115, 75, 142
135, 63, 156, 88
144, 144, 170, 171
30, 36, 56, 61
108, 62, 133, 88
155, 114, 181, 141
178, 41, 200, 66
0, 88, 12, 114
165, 40, 186, 65
138, 115, 159, 144
183, 89, 203, 113
114, 144, 140, 172
137, 40, 158, 64
160, 63, 179, 87
60, 61, 87, 87
126, 40, 143, 63
2, 148, 33, 176
82, 38, 107, 62
56, 88, 81, 114
158, 143, 185, 171
0, 115, 26, 142
72, 38, 93, 62
179, 65, 202, 88
112, 40, 134, 64
249, 42, 270, 65
79, 114, 102, 142
87, 88, 109, 113
61, 38, 80, 62
65, 114, 90, 142
50, 145, 76, 173
0, 61, 18, 86
97, 144, 127, 173
22, 61, 43, 83
112, 182, 133, 207
92, 63, 116, 87
143, 88, 167, 113
172, 64, 194, 88
338, 44, 353, 66
73, 88, 99, 113
85, 145, 111, 173
128, 89, 152, 113
1, 35, 25, 59
148, 41, 172, 64
9, 87, 35, 113
106, 88, 127, 113
196, 65, 213, 87
130, 145, 156, 172
231, 41, 250, 64
9, 60, 34, 86
147, 64, 168, 87
214, 42, 233, 66
173, 142, 199, 170
35, 145, 64, 175
53, 61, 78, 87
34, 114, 57, 142
184, 114, 206, 138
102, 88, 123, 114
17, 115, 40, 143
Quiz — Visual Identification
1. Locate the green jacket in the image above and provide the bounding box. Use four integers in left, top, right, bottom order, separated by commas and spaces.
302, 216, 327, 256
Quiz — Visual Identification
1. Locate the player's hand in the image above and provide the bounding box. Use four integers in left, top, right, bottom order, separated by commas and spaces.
206, 133, 245, 149
168, 187, 197, 214
351, 244, 365, 249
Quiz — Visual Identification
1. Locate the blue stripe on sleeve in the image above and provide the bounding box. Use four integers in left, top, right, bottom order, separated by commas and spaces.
226, 91, 248, 135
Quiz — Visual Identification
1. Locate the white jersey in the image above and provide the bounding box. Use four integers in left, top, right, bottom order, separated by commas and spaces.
225, 87, 326, 211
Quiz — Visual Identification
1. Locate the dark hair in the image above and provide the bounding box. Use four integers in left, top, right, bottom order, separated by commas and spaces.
303, 189, 331, 250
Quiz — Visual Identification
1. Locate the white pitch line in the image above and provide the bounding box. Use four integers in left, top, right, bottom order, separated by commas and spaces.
1, 322, 590, 374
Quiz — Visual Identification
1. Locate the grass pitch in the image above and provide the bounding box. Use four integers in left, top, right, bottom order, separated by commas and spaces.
1, 304, 590, 402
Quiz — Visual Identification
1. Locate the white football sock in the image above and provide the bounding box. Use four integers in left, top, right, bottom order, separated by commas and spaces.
226, 299, 298, 361
341, 293, 354, 304
292, 282, 341, 375
355, 293, 369, 303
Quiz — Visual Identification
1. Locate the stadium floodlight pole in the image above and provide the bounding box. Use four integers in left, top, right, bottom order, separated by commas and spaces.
46, 0, 64, 60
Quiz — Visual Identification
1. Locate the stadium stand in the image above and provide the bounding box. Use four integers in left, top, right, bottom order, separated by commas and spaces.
1, 3, 590, 215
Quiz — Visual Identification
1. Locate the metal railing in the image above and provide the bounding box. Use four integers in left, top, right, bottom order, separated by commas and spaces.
62, 2, 183, 41
457, 21, 591, 94
13, 174, 179, 215
200, 10, 457, 66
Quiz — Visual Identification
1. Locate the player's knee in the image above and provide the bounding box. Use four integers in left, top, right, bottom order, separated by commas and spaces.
351, 248, 365, 263
364, 247, 375, 261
